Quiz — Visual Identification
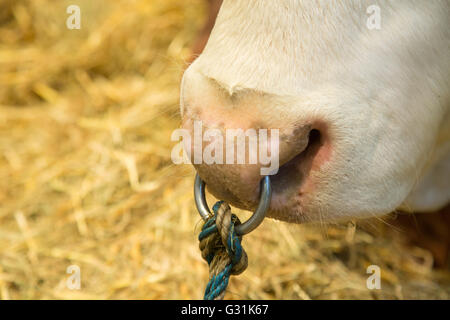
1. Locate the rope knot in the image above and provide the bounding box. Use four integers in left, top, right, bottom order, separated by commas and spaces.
198, 201, 248, 300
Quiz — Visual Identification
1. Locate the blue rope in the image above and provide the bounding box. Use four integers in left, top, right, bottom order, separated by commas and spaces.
198, 201, 246, 300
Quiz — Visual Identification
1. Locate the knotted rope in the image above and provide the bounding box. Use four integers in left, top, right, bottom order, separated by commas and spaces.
198, 201, 248, 300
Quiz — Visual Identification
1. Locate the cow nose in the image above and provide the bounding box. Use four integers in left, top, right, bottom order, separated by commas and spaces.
181, 121, 286, 208
180, 66, 327, 212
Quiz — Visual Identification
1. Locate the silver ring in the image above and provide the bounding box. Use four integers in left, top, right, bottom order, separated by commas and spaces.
194, 173, 272, 236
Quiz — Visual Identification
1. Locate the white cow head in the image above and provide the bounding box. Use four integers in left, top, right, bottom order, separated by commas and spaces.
180, 0, 450, 223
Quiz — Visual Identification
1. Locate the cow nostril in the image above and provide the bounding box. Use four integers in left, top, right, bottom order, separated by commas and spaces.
270, 128, 324, 195
307, 129, 322, 153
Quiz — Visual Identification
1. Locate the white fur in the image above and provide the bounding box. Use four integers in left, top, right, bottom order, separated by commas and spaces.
181, 0, 450, 222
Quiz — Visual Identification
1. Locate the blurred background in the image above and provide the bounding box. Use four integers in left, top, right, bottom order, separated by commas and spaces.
0, 0, 449, 299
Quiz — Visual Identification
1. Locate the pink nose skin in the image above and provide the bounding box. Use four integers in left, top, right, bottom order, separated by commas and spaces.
180, 70, 332, 217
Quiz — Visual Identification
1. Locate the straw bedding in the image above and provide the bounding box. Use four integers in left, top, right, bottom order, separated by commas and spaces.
0, 0, 448, 299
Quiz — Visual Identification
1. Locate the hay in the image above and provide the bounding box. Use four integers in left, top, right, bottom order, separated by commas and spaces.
0, 0, 448, 300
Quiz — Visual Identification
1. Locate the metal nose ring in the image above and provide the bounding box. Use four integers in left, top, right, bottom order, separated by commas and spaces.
194, 173, 272, 236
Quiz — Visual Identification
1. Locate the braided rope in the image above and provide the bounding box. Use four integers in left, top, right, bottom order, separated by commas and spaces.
198, 201, 248, 300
